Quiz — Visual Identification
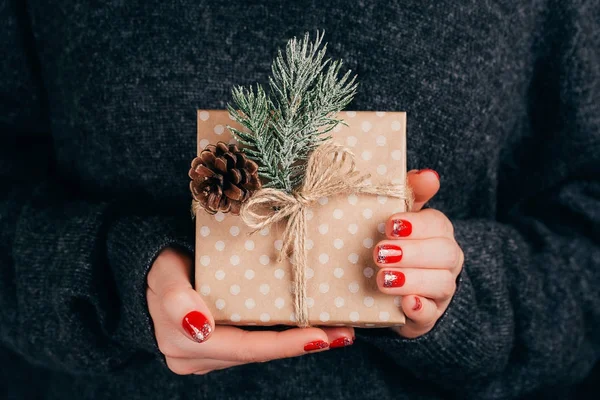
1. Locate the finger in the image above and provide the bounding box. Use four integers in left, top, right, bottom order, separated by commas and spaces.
373, 237, 460, 269
385, 208, 454, 239
376, 268, 457, 302
393, 295, 439, 339
322, 326, 355, 349
147, 248, 215, 343
166, 356, 244, 376
407, 169, 440, 211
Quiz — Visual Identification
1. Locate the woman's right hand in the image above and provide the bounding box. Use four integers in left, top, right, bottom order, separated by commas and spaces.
147, 248, 355, 375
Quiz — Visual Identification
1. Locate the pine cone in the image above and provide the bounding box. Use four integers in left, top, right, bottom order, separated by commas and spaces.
189, 142, 261, 215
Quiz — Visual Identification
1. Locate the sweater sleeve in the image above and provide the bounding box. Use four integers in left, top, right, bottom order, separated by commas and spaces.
359, 1, 600, 397
0, 2, 194, 374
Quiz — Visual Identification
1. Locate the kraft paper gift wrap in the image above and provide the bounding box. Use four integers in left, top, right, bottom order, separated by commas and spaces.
194, 110, 409, 327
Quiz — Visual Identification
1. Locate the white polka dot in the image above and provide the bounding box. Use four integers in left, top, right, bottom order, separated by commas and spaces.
229, 285, 240, 295
199, 139, 209, 149
260, 313, 271, 322
347, 194, 358, 205
274, 240, 283, 250
215, 269, 225, 280
394, 296, 402, 307
363, 267, 375, 278
318, 197, 328, 205
259, 283, 270, 294
363, 238, 374, 248
200, 284, 211, 296
259, 227, 270, 236
245, 298, 256, 309
228, 112, 236, 120
333, 239, 344, 249
306, 239, 314, 250
306, 267, 315, 279
319, 283, 330, 293
200, 255, 210, 266
319, 253, 329, 264
334, 268, 344, 278
318, 224, 329, 234
377, 165, 387, 175
348, 224, 359, 234
361, 151, 372, 161
377, 195, 388, 204
333, 209, 344, 219
199, 111, 210, 121
391, 150, 402, 160
348, 253, 359, 264
361, 121, 372, 132
275, 297, 285, 309
392, 178, 403, 184
213, 124, 225, 135
363, 297, 375, 307
290, 313, 296, 322
349, 311, 360, 322
200, 226, 210, 237
259, 255, 270, 265
349, 282, 360, 293
379, 311, 390, 321
230, 255, 240, 266
244, 269, 255, 280
230, 313, 241, 322
363, 209, 373, 219
334, 297, 345, 308
306, 209, 314, 220
319, 312, 330, 322
214, 212, 225, 222
376, 111, 386, 117
244, 240, 255, 250
306, 297, 315, 308
274, 269, 285, 279
391, 120, 402, 131
378, 222, 386, 234
376, 135, 387, 146
215, 241, 225, 251
333, 123, 343, 132
216, 299, 226, 309
346, 111, 357, 117
229, 226, 240, 236
346, 136, 358, 147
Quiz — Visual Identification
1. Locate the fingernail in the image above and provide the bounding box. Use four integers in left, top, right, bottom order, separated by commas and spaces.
330, 337, 353, 349
383, 271, 406, 288
412, 296, 422, 311
182, 311, 212, 343
418, 168, 440, 180
391, 219, 412, 237
304, 340, 329, 352
376, 244, 403, 264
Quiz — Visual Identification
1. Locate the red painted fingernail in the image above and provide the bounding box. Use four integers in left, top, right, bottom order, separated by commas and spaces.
391, 219, 412, 237
304, 340, 329, 352
418, 168, 440, 180
376, 244, 403, 264
412, 296, 422, 311
383, 271, 406, 288
330, 337, 353, 349
182, 311, 212, 343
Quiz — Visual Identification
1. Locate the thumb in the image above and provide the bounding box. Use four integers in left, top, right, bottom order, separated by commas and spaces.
407, 169, 440, 211
147, 248, 215, 343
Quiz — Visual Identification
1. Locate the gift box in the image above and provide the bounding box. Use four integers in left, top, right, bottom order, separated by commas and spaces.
194, 109, 410, 327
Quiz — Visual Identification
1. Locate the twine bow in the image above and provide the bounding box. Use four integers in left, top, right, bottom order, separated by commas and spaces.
240, 142, 413, 327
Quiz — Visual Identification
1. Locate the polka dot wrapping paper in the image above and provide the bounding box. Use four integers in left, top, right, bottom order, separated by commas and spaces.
195, 110, 408, 327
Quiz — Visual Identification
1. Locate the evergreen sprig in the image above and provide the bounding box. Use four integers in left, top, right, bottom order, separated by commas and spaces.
227, 31, 358, 193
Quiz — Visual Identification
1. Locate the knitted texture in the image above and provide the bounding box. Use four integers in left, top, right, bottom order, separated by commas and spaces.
1, 0, 599, 399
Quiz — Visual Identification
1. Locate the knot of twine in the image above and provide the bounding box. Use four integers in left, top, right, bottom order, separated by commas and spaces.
240, 142, 413, 327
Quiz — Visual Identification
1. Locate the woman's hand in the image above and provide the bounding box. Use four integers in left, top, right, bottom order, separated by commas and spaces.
147, 248, 355, 375
374, 169, 464, 339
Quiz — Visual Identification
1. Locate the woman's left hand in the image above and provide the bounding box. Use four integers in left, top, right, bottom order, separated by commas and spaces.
373, 169, 464, 339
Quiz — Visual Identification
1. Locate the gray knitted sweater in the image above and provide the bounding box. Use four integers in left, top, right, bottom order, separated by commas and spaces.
1, 1, 599, 399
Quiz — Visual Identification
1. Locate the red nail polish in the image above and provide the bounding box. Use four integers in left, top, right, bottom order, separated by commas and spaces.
182, 311, 212, 343
383, 271, 406, 288
391, 219, 412, 237
376, 244, 403, 264
330, 337, 353, 349
304, 340, 329, 352
418, 168, 440, 180
412, 296, 422, 311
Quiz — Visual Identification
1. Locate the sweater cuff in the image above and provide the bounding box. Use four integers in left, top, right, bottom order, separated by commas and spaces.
106, 214, 194, 356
